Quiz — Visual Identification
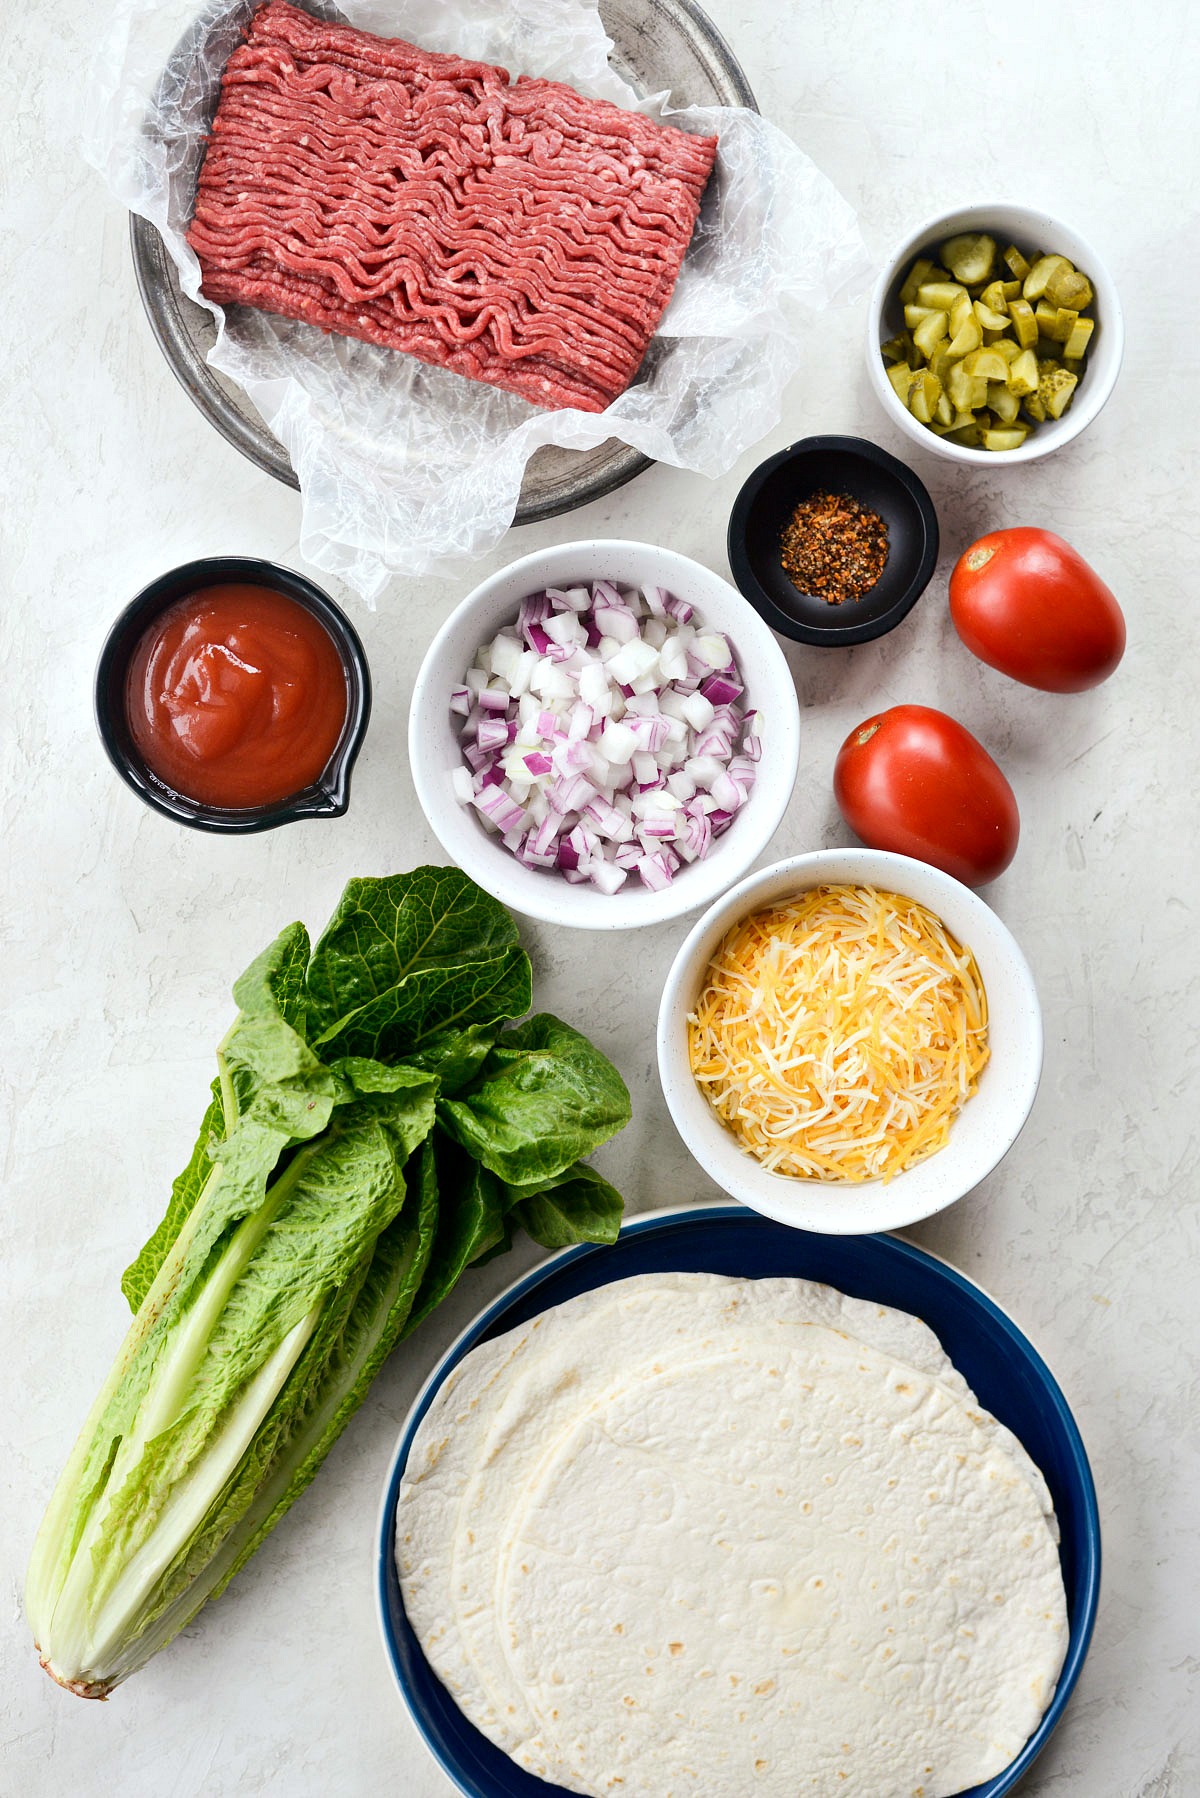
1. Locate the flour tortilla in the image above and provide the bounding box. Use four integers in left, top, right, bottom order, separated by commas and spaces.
397, 1273, 1066, 1798
398, 1274, 1050, 1734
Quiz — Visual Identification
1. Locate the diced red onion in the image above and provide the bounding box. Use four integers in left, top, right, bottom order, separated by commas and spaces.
636, 852, 675, 890
700, 672, 744, 707
710, 771, 744, 813
451, 579, 759, 894
551, 772, 594, 813
473, 786, 525, 832
590, 860, 629, 895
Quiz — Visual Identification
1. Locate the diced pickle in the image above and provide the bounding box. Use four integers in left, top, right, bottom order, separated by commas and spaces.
1023, 254, 1072, 301
913, 310, 950, 358
987, 382, 1021, 425
1007, 297, 1039, 349
947, 362, 986, 411
899, 257, 937, 306
981, 426, 1029, 451
974, 299, 1010, 331
917, 282, 969, 312
928, 344, 955, 385
1022, 394, 1047, 422
940, 233, 996, 284
949, 293, 976, 337
1037, 359, 1079, 419
962, 346, 1009, 382
1045, 266, 1094, 311
1003, 244, 1032, 282
907, 370, 942, 424
904, 303, 939, 328
1001, 279, 1022, 299
1061, 315, 1095, 360
991, 338, 1021, 364
947, 316, 983, 358
1035, 301, 1079, 343
881, 336, 909, 364
1007, 349, 1039, 396
944, 422, 984, 448
979, 281, 1010, 315
935, 390, 954, 426
887, 361, 915, 401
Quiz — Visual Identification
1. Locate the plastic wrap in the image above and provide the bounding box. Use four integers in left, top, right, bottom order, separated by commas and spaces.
85, 0, 868, 599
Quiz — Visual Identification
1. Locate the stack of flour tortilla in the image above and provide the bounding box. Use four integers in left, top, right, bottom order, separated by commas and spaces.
397, 1272, 1068, 1798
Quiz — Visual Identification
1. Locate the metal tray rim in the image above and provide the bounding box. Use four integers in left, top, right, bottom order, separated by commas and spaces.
127, 0, 758, 525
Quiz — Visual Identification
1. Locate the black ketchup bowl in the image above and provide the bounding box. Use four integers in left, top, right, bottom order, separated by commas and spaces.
727, 436, 939, 646
95, 556, 371, 833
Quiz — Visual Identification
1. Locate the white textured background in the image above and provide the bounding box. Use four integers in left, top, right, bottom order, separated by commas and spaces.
2, 1, 1198, 1794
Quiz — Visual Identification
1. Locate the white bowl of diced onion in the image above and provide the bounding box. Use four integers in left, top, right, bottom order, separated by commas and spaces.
657, 849, 1043, 1232
408, 540, 801, 930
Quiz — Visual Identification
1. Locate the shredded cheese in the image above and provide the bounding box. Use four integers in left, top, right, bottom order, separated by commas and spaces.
687, 884, 989, 1183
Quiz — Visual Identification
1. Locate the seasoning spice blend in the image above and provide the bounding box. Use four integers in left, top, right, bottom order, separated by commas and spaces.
780, 490, 889, 604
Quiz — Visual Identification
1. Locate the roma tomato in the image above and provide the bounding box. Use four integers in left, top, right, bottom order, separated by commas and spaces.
833, 705, 1019, 887
948, 527, 1125, 693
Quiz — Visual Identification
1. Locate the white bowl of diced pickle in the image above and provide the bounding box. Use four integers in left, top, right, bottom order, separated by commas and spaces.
866, 202, 1124, 463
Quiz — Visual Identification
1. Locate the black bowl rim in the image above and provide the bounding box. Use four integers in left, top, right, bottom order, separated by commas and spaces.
95, 555, 372, 834
726, 434, 940, 647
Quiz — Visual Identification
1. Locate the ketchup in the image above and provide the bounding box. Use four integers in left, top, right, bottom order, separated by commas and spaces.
125, 584, 349, 809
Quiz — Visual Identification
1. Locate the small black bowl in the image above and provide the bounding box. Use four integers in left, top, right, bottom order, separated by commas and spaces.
727, 435, 939, 646
96, 556, 372, 833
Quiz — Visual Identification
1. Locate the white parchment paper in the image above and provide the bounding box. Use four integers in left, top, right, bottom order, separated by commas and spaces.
85, 0, 869, 599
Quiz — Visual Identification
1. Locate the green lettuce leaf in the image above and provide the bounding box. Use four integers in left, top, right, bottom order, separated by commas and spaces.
505, 1162, 625, 1250
437, 1014, 632, 1186
403, 1021, 499, 1094
122, 922, 331, 1310
70, 1147, 441, 1685
305, 869, 531, 1059
122, 1083, 224, 1310
315, 952, 531, 1063
402, 1132, 509, 1335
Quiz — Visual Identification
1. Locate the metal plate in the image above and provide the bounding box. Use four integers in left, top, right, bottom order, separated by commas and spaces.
129, 0, 757, 524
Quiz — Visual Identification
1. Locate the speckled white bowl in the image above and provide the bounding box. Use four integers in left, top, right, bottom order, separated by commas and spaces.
657, 848, 1043, 1233
866, 201, 1124, 466
408, 540, 801, 931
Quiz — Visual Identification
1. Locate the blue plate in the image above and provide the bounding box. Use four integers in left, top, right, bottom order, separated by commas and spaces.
377, 1206, 1100, 1798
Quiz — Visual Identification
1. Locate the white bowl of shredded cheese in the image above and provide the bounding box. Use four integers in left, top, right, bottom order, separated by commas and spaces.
658, 848, 1042, 1232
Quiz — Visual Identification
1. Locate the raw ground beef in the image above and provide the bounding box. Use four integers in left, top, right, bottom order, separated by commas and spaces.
186, 0, 718, 412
